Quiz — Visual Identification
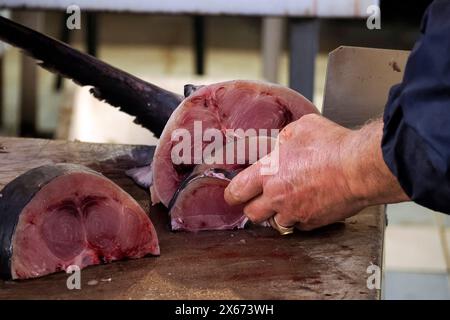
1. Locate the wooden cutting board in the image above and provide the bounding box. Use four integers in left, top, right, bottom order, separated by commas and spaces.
0, 137, 384, 299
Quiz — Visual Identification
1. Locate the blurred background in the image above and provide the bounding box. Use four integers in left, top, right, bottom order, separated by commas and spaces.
0, 0, 449, 299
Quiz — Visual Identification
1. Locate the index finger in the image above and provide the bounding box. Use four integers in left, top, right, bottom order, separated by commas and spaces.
224, 161, 263, 206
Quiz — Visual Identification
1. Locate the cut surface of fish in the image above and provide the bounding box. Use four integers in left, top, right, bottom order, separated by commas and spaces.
0, 164, 159, 280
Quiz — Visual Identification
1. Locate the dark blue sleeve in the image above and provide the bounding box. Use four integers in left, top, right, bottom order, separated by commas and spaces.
381, 0, 450, 214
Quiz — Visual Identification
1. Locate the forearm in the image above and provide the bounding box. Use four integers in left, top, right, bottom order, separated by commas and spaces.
340, 119, 409, 206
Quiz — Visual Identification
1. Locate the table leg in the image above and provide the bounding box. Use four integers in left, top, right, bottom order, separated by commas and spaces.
262, 17, 284, 83
55, 12, 97, 91
193, 15, 205, 75
15, 11, 44, 137
288, 18, 320, 102
55, 12, 71, 91
86, 12, 98, 57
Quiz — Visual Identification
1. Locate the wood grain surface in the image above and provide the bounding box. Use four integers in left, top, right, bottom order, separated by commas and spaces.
0, 137, 385, 299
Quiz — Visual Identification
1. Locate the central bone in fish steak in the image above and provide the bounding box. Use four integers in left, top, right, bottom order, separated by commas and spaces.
0, 164, 159, 280
0, 17, 319, 232
153, 81, 319, 231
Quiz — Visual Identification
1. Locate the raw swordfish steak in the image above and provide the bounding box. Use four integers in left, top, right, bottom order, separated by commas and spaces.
152, 81, 319, 231
0, 164, 159, 280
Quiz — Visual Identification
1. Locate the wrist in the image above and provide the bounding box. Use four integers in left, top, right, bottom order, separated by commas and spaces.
340, 120, 409, 206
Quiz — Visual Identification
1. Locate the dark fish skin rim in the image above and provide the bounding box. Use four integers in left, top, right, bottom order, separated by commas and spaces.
0, 164, 102, 280
167, 168, 240, 230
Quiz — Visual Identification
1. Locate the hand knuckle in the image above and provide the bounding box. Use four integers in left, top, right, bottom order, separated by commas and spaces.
303, 113, 320, 121
229, 190, 242, 203
226, 184, 243, 202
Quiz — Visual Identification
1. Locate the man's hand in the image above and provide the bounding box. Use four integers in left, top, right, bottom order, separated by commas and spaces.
224, 114, 409, 231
